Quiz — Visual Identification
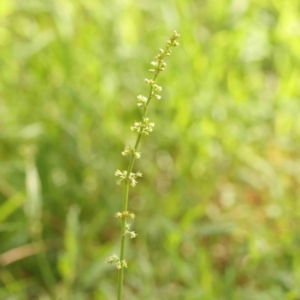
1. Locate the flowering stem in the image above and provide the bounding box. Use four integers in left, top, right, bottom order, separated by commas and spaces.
127, 134, 142, 174
117, 135, 144, 300
111, 31, 180, 300
117, 181, 129, 300
144, 73, 158, 116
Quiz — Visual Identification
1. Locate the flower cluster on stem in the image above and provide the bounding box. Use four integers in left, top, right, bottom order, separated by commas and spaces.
122, 146, 141, 159
130, 118, 155, 136
107, 255, 127, 270
115, 211, 135, 219
106, 31, 180, 300
115, 170, 142, 187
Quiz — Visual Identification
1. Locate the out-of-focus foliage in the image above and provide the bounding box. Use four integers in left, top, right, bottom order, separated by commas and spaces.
1, 0, 300, 299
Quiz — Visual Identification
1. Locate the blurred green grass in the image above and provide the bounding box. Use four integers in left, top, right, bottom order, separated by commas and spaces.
1, 0, 300, 299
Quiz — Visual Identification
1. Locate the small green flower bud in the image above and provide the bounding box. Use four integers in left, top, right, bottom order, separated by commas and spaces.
145, 78, 154, 85
121, 260, 127, 268
115, 170, 128, 185
122, 146, 131, 156
128, 171, 142, 187
137, 95, 147, 107
173, 30, 180, 38
107, 254, 119, 265
153, 84, 162, 92
130, 231, 137, 239
116, 262, 122, 269
125, 222, 131, 231
135, 171, 142, 177
115, 212, 122, 218
122, 211, 130, 217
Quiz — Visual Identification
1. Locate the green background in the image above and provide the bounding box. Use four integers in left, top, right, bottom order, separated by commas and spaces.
1, 0, 300, 299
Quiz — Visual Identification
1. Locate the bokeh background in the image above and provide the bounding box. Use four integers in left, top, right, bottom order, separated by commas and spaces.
1, 0, 300, 299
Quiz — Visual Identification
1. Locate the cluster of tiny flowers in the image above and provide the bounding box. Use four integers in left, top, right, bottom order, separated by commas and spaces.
122, 145, 141, 159
115, 211, 135, 219
153, 83, 162, 100
137, 95, 147, 108
136, 87, 163, 106
128, 171, 142, 187
166, 31, 180, 48
144, 78, 163, 100
131, 117, 155, 136
114, 170, 127, 185
108, 214, 137, 268
149, 30, 180, 75
125, 222, 137, 239
115, 170, 142, 187
109, 31, 179, 277
107, 255, 127, 269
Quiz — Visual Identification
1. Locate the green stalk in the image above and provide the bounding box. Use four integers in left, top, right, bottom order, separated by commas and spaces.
117, 181, 129, 300
117, 133, 144, 300
112, 31, 180, 300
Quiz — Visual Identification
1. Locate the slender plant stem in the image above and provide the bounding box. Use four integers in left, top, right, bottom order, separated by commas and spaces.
117, 116, 148, 300
113, 31, 180, 300
117, 181, 129, 300
117, 69, 158, 299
